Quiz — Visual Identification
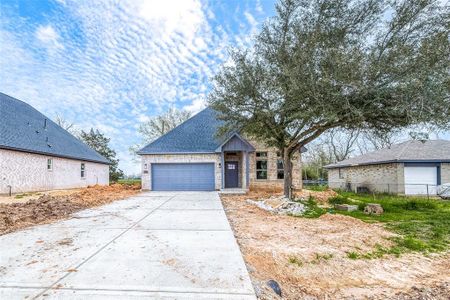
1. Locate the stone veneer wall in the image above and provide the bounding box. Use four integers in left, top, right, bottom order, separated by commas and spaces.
246, 137, 303, 190
441, 163, 450, 184
328, 163, 402, 194
140, 153, 221, 190
0, 149, 109, 194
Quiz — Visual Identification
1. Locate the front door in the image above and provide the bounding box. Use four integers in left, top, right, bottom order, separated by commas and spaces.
225, 161, 239, 188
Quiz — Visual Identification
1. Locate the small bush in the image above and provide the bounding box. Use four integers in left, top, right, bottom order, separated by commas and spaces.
347, 252, 359, 259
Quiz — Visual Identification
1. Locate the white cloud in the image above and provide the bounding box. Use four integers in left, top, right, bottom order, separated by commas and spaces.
0, 0, 263, 174
35, 25, 64, 50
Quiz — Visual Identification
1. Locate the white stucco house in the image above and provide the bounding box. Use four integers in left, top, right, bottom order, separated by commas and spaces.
0, 92, 110, 194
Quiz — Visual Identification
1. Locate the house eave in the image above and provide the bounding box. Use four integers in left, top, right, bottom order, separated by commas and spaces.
0, 145, 111, 165
138, 151, 218, 155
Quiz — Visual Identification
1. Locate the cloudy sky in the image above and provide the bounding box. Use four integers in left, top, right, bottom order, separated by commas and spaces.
0, 0, 276, 174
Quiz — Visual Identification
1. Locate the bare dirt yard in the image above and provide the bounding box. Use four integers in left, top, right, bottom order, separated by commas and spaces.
0, 184, 140, 235
221, 189, 450, 300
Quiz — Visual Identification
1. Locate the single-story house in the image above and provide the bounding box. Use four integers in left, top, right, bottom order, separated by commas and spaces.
0, 92, 110, 194
138, 107, 305, 191
325, 140, 450, 195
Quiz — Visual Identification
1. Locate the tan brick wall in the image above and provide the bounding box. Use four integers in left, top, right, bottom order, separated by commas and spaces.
140, 153, 221, 190
328, 163, 401, 193
441, 163, 450, 184
0, 149, 109, 194
140, 137, 303, 191
246, 137, 302, 190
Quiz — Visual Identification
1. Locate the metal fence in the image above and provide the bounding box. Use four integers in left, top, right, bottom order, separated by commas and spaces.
303, 180, 441, 199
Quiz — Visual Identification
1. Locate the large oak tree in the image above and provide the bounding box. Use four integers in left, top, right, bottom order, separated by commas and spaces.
208, 0, 450, 198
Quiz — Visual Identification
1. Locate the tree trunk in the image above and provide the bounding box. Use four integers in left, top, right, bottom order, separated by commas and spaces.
283, 148, 293, 199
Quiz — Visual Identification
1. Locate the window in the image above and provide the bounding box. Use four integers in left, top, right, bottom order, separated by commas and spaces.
47, 158, 52, 171
256, 152, 267, 158
277, 159, 284, 179
81, 163, 85, 178
256, 152, 268, 179
339, 168, 344, 179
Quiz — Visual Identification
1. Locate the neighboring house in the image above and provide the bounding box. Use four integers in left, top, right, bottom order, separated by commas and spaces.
325, 140, 450, 195
0, 93, 110, 194
138, 107, 305, 191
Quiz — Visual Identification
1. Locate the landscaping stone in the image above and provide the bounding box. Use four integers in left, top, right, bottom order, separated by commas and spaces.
334, 204, 358, 212
364, 203, 384, 215
267, 279, 282, 297
246, 197, 306, 215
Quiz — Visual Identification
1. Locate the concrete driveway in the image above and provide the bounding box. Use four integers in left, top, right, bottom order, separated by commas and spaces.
0, 192, 256, 299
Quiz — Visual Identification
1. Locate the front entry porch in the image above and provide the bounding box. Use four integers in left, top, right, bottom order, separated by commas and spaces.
216, 133, 255, 192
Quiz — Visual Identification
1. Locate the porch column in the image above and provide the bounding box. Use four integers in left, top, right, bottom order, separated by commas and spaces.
221, 151, 225, 189
241, 151, 247, 189
245, 151, 250, 189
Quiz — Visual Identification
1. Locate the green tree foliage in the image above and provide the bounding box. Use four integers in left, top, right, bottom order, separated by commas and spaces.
79, 129, 124, 182
209, 0, 450, 197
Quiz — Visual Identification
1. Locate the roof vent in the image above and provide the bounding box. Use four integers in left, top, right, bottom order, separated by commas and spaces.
35, 130, 40, 134
44, 118, 47, 129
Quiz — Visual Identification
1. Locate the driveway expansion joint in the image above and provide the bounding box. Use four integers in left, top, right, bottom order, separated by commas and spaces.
32, 194, 178, 299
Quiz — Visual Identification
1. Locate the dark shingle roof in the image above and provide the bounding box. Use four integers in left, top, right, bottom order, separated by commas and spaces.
325, 139, 450, 169
0, 92, 110, 164
138, 107, 228, 154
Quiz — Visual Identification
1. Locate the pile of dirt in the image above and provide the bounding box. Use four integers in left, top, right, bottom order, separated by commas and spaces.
0, 184, 139, 235
221, 192, 450, 300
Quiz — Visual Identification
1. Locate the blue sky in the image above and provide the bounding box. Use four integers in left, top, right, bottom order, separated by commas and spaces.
1, 0, 448, 175
0, 0, 276, 174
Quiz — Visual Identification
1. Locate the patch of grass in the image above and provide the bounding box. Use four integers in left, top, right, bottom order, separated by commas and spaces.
311, 253, 333, 263
304, 185, 328, 192
300, 196, 326, 218
347, 252, 359, 259
117, 179, 141, 186
288, 256, 303, 267
335, 191, 450, 256
14, 192, 33, 199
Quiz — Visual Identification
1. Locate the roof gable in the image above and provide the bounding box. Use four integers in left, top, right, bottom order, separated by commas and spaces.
215, 133, 256, 152
138, 107, 229, 154
325, 139, 450, 168
0, 93, 110, 164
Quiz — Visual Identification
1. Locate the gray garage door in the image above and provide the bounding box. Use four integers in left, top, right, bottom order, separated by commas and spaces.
151, 163, 215, 191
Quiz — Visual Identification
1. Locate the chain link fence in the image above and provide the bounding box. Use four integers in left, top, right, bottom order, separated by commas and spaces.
303, 180, 442, 199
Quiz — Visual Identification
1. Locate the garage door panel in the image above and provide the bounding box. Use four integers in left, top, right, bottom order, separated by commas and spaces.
404, 166, 437, 195
152, 163, 215, 191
